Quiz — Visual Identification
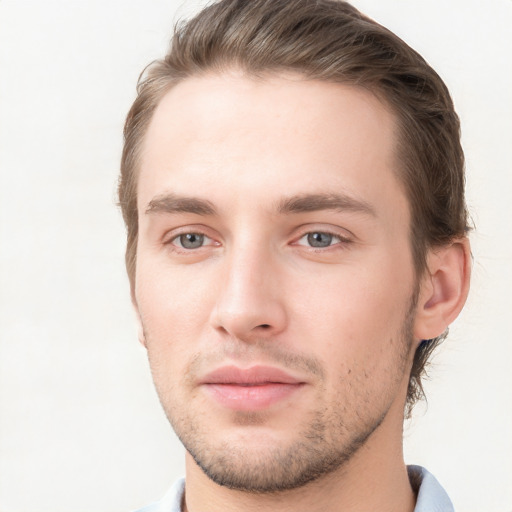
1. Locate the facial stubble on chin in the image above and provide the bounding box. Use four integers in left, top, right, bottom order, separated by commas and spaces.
145, 299, 416, 494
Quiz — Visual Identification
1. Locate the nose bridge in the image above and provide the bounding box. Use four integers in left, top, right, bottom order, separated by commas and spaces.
212, 234, 287, 338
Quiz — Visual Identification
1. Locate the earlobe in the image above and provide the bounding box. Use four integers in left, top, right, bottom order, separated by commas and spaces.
131, 289, 147, 349
414, 238, 471, 341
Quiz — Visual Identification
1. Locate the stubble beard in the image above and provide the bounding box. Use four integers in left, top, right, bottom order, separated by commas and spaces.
177, 405, 385, 493
147, 300, 416, 494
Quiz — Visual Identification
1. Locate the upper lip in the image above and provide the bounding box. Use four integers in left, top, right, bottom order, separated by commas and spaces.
200, 365, 305, 385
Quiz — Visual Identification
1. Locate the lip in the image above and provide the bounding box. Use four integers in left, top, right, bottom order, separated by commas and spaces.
200, 365, 306, 410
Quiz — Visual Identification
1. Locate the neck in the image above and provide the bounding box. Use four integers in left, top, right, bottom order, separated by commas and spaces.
182, 402, 416, 512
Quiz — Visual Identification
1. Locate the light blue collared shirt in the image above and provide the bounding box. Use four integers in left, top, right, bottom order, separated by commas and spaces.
135, 465, 454, 512
408, 465, 454, 512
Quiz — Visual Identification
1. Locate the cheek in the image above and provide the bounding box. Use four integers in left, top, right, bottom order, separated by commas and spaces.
135, 257, 216, 347
135, 263, 210, 398
294, 266, 409, 336
289, 259, 414, 373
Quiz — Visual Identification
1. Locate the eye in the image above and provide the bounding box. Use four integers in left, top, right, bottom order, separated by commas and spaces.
296, 231, 347, 248
306, 232, 334, 248
172, 233, 208, 249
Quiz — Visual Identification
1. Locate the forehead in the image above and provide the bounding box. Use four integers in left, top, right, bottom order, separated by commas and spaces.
138, 72, 406, 218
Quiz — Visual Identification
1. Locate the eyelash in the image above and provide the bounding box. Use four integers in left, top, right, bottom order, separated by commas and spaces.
164, 228, 352, 253
293, 230, 352, 250
165, 230, 217, 251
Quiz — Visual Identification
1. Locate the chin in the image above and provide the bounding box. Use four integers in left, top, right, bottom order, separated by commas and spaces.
174, 408, 381, 494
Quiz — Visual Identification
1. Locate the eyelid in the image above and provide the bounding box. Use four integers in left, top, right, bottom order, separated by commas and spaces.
171, 233, 214, 249
292, 225, 354, 244
162, 225, 220, 246
294, 233, 350, 249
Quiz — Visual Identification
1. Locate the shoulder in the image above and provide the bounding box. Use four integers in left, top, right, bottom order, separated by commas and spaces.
408, 465, 454, 512
133, 478, 185, 512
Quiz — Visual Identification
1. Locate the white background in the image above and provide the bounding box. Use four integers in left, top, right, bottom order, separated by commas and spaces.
0, 1, 511, 511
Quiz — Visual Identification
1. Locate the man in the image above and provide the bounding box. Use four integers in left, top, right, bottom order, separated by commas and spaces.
118, 0, 471, 510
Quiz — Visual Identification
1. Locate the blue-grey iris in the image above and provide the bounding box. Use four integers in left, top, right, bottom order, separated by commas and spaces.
307, 232, 333, 248
180, 233, 204, 249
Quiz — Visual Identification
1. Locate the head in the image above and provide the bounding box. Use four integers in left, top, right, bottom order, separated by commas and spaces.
120, 0, 469, 413
119, 0, 470, 491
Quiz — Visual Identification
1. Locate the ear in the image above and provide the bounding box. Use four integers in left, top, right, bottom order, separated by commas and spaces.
131, 286, 147, 349
414, 238, 471, 341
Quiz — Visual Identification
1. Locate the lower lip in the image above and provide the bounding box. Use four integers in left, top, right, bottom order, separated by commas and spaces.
203, 383, 304, 410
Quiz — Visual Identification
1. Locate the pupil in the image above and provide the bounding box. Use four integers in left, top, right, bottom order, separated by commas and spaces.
180, 233, 204, 249
307, 232, 332, 248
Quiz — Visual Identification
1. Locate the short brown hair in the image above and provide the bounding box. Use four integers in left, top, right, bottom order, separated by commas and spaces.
119, 0, 470, 412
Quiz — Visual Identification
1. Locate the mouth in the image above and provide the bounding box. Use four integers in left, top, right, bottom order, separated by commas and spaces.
199, 365, 306, 410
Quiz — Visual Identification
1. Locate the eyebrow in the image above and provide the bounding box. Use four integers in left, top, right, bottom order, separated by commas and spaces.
145, 191, 376, 218
277, 193, 376, 217
145, 193, 217, 216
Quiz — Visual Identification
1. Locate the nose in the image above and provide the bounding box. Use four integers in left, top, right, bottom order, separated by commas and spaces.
210, 245, 288, 341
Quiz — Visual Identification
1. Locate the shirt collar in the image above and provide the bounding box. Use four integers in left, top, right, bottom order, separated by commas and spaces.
140, 466, 454, 512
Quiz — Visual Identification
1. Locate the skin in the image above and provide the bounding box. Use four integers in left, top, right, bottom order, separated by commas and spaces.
133, 72, 469, 512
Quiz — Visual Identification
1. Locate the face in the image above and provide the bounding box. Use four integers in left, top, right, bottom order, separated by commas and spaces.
134, 73, 420, 492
